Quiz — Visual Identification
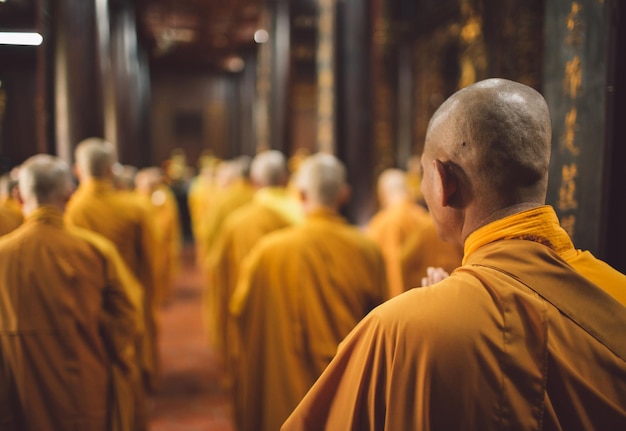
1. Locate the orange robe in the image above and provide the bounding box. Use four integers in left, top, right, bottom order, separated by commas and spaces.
230, 208, 389, 431
138, 185, 182, 306
282, 206, 626, 430
204, 187, 299, 388
366, 200, 462, 296
0, 205, 22, 236
198, 179, 255, 265
65, 178, 160, 392
0, 206, 137, 431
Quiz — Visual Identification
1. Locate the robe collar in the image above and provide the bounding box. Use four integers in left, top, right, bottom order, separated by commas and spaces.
304, 207, 347, 225
25, 205, 65, 227
463, 205, 576, 265
77, 177, 115, 194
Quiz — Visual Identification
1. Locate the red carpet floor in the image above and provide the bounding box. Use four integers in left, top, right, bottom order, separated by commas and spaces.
148, 246, 235, 431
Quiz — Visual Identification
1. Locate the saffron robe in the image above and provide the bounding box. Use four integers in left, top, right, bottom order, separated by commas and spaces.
198, 179, 255, 265
366, 200, 462, 296
0, 205, 22, 236
138, 185, 182, 306
282, 206, 626, 430
0, 206, 137, 431
204, 187, 299, 387
230, 208, 389, 431
65, 178, 160, 391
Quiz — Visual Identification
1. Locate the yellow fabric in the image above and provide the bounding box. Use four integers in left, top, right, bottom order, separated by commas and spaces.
68, 225, 147, 431
282, 205, 626, 430
464, 205, 626, 305
203, 189, 295, 389
0, 205, 22, 236
0, 206, 137, 431
253, 187, 304, 225
188, 174, 216, 245
199, 179, 255, 266
137, 185, 182, 305
65, 178, 161, 392
366, 200, 462, 296
230, 208, 389, 431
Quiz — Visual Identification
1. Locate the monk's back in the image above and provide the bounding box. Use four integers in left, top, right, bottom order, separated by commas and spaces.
0, 208, 110, 431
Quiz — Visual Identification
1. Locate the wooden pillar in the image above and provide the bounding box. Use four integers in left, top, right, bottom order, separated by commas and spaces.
54, 0, 104, 163
543, 0, 613, 257
36, 0, 55, 155
603, 0, 625, 271
269, 0, 291, 154
109, 0, 151, 167
336, 0, 375, 225
317, 0, 335, 154
370, 0, 395, 175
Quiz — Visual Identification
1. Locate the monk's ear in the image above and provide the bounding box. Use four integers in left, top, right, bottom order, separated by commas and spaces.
337, 184, 351, 207
434, 160, 458, 207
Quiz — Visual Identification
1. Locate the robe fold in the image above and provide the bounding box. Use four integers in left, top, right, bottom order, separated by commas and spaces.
198, 179, 255, 264
0, 205, 22, 236
65, 178, 161, 392
230, 208, 389, 431
0, 206, 137, 431
282, 206, 626, 431
366, 200, 462, 296
204, 187, 298, 389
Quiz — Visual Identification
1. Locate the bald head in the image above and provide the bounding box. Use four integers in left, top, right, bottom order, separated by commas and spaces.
377, 169, 409, 209
250, 150, 288, 187
296, 153, 348, 210
18, 154, 73, 215
135, 167, 163, 195
75, 137, 117, 179
426, 78, 552, 204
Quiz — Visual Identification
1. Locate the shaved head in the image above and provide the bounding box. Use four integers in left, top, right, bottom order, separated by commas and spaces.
377, 169, 409, 208
296, 153, 347, 208
426, 78, 552, 205
422, 79, 553, 245
75, 137, 117, 179
19, 154, 73, 213
250, 150, 288, 187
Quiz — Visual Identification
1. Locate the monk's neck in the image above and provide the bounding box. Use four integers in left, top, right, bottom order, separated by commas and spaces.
462, 202, 543, 245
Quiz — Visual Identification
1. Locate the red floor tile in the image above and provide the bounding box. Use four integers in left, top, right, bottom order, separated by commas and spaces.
148, 246, 235, 431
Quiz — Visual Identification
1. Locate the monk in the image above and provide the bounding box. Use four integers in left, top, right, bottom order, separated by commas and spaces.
65, 137, 161, 395
230, 152, 389, 431
204, 150, 302, 389
198, 156, 255, 265
283, 79, 626, 430
135, 167, 182, 306
366, 168, 462, 296
0, 173, 24, 232
0, 154, 137, 431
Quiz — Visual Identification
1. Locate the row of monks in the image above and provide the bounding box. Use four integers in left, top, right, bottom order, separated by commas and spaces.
2, 78, 625, 431
0, 137, 461, 431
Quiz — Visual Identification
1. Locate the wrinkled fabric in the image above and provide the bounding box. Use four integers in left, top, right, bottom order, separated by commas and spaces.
0, 206, 137, 431
204, 188, 296, 389
65, 178, 160, 392
283, 206, 626, 430
0, 205, 22, 236
198, 179, 255, 264
231, 208, 389, 431
366, 200, 462, 296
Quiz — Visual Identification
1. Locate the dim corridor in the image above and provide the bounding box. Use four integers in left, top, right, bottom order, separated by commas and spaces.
148, 245, 235, 431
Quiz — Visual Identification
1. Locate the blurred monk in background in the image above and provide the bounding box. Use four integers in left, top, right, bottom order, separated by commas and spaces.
0, 154, 138, 431
0, 173, 23, 234
230, 152, 389, 431
65, 138, 161, 401
366, 168, 462, 297
135, 167, 182, 306
204, 149, 302, 390
198, 156, 254, 266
